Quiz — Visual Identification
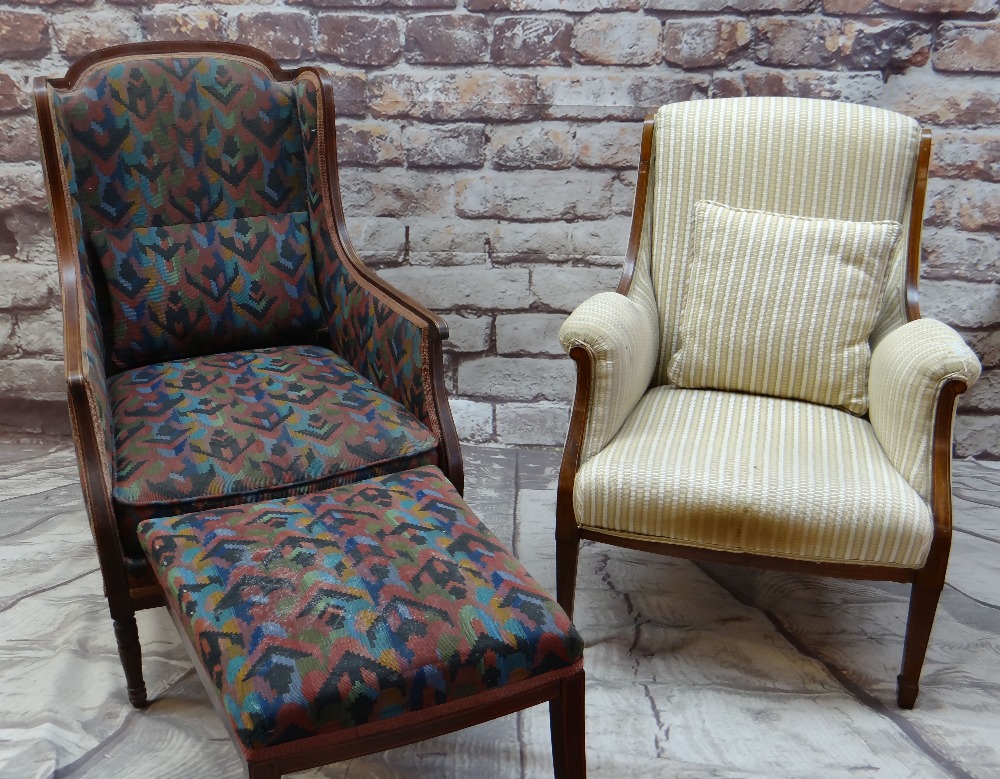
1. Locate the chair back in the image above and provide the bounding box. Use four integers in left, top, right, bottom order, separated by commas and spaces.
646, 97, 923, 387
40, 48, 324, 371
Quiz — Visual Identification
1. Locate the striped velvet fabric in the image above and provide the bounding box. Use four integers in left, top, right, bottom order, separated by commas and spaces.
667, 200, 902, 415
574, 386, 934, 568
869, 318, 982, 502
650, 98, 922, 386
559, 210, 660, 464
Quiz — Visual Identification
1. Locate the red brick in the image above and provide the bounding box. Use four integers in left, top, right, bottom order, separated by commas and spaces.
403, 124, 485, 168
0, 73, 31, 115
931, 131, 1000, 182
0, 11, 50, 59
145, 10, 224, 42
934, 23, 1000, 73
823, 0, 886, 11
538, 71, 709, 121
336, 122, 404, 167
884, 74, 1000, 126
456, 170, 613, 221
0, 167, 46, 212
406, 15, 489, 65
880, 0, 995, 12
233, 12, 313, 60
575, 122, 642, 169
54, 12, 140, 60
317, 15, 402, 66
12, 0, 92, 5
573, 14, 662, 66
651, 0, 809, 8
490, 125, 573, 170
838, 20, 931, 70
369, 71, 537, 121
330, 71, 368, 118
342, 169, 452, 217
922, 228, 1000, 283
492, 17, 572, 66
755, 18, 841, 68
664, 18, 751, 68
713, 69, 884, 103
926, 180, 1000, 232
288, 0, 383, 6
0, 116, 40, 164
827, 0, 995, 10
471, 0, 638, 8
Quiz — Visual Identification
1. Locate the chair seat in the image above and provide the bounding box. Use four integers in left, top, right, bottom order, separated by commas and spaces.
109, 345, 438, 537
574, 386, 933, 568
137, 466, 584, 751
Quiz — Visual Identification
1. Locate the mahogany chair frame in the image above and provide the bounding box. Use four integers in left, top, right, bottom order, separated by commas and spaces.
35, 42, 464, 711
556, 115, 964, 709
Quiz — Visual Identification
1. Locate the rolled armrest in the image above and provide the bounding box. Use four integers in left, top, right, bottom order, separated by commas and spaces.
560, 290, 659, 463
868, 318, 981, 502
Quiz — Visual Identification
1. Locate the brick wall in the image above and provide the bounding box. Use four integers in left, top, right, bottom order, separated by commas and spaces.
1, 0, 998, 455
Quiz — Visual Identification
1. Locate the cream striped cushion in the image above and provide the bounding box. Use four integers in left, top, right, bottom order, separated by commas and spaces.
649, 98, 922, 386
666, 201, 901, 415
574, 386, 933, 568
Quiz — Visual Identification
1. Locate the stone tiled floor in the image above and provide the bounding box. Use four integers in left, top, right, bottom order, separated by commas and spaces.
2, 440, 999, 778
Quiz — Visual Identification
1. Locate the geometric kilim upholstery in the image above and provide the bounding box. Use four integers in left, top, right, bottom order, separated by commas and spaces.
110, 344, 438, 549
137, 467, 584, 751
575, 386, 934, 568
92, 212, 323, 371
38, 44, 466, 730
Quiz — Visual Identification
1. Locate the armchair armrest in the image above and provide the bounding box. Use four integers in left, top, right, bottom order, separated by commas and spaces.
869, 318, 981, 502
560, 289, 659, 464
293, 68, 462, 488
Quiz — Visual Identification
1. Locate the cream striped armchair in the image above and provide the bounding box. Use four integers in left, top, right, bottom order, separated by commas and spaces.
557, 97, 981, 709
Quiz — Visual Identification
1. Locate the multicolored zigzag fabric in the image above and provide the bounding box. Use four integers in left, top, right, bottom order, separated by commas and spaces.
53, 56, 307, 232
109, 345, 438, 546
92, 212, 323, 370
138, 467, 584, 750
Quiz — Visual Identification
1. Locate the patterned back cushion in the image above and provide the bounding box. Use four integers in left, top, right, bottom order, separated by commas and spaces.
49, 54, 319, 367
649, 98, 922, 386
51, 55, 308, 231
92, 212, 323, 369
667, 201, 902, 415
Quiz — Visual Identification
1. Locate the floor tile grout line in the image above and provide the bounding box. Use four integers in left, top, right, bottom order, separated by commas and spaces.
0, 510, 64, 541
945, 581, 1000, 613
695, 563, 975, 779
0, 568, 99, 615
0, 482, 78, 505
953, 526, 1000, 546
54, 669, 198, 779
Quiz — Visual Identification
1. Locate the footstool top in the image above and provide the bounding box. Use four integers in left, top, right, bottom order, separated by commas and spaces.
138, 466, 583, 751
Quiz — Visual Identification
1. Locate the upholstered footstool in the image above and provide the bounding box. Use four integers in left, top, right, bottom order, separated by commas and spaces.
137, 467, 585, 778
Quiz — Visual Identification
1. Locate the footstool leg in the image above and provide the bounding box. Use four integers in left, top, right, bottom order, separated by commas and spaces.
549, 670, 586, 778
113, 612, 148, 708
244, 760, 280, 779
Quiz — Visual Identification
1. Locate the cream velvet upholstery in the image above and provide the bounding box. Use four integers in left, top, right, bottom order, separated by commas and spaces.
575, 387, 934, 568
560, 199, 659, 463
667, 200, 903, 414
558, 96, 982, 708
649, 98, 921, 383
869, 318, 981, 502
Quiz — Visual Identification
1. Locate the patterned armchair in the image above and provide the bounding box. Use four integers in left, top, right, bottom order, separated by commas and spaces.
35, 42, 462, 708
557, 97, 981, 708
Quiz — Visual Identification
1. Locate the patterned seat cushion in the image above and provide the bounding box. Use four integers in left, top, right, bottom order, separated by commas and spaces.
137, 467, 584, 750
109, 345, 438, 545
575, 386, 933, 568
